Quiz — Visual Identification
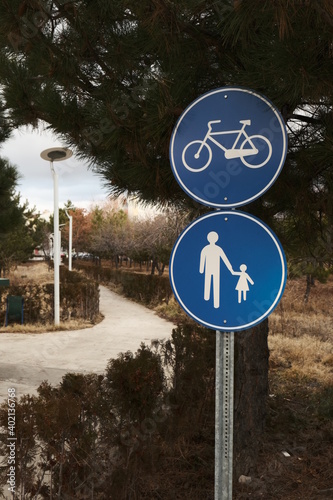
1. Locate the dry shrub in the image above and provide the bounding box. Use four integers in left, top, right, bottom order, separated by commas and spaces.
269, 334, 333, 386
269, 275, 333, 388
276, 275, 333, 315
2, 262, 100, 327
154, 296, 187, 323
270, 310, 333, 341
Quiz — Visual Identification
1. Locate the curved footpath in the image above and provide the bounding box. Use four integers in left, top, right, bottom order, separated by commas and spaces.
0, 286, 175, 403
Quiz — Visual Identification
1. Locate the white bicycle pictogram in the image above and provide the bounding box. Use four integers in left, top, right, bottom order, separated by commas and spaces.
182, 119, 273, 172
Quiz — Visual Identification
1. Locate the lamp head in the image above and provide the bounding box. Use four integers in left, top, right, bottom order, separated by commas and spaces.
40, 147, 73, 162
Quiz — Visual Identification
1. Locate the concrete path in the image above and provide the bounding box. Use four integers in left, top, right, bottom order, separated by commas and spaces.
0, 286, 174, 403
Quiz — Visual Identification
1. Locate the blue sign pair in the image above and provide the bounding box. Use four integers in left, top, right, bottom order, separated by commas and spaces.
169, 87, 288, 331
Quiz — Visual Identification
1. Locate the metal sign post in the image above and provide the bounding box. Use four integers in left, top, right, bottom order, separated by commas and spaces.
215, 330, 234, 499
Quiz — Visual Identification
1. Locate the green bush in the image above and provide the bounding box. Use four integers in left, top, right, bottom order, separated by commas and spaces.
74, 261, 172, 307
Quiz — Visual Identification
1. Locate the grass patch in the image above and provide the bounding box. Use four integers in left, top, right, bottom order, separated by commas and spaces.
1, 314, 104, 333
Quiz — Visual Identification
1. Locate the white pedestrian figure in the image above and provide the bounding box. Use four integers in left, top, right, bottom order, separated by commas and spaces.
199, 231, 234, 308
234, 264, 254, 303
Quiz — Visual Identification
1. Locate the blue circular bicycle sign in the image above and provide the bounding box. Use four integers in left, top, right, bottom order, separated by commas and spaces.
169, 87, 288, 208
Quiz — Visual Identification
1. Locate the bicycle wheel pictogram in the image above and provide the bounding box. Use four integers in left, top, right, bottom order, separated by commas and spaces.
182, 140, 212, 172
240, 135, 272, 169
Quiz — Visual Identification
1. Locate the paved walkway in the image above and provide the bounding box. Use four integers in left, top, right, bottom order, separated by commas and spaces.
0, 286, 174, 402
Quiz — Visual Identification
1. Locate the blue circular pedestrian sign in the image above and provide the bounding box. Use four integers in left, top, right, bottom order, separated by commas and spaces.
169, 87, 288, 208
169, 211, 287, 331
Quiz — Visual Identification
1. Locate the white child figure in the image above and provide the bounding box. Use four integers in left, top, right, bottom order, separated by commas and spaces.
234, 264, 254, 303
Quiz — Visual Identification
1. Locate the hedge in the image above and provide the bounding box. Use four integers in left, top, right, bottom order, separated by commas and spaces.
0, 267, 99, 325
73, 261, 173, 307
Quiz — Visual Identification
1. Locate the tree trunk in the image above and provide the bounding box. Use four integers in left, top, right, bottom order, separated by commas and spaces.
304, 273, 315, 303
151, 257, 158, 275
233, 319, 269, 479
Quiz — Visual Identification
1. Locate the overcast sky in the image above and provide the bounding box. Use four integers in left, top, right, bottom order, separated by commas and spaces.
0, 126, 110, 216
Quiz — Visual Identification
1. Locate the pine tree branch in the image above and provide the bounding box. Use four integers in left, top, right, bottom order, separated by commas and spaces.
288, 113, 322, 125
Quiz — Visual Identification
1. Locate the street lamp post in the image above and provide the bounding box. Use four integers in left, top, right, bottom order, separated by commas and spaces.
41, 147, 73, 325
65, 207, 74, 271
